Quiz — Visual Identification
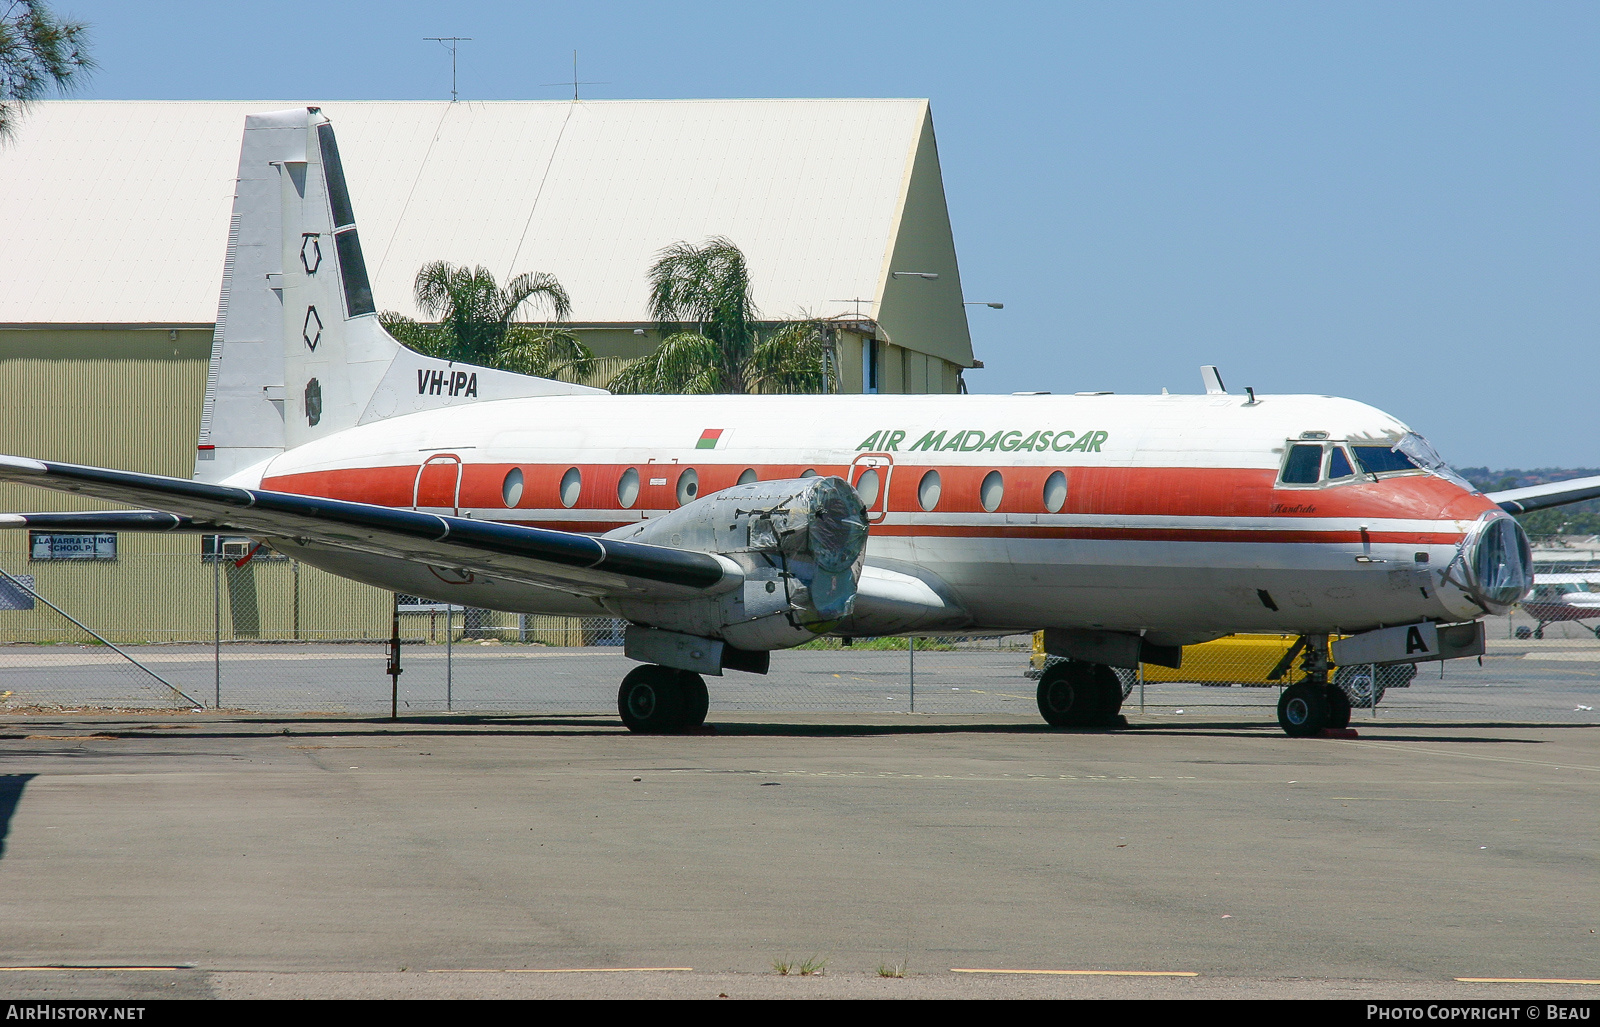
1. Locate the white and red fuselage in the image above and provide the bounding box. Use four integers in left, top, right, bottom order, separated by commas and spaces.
240, 390, 1507, 643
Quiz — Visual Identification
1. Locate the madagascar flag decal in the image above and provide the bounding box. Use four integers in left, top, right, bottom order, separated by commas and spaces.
696, 428, 724, 450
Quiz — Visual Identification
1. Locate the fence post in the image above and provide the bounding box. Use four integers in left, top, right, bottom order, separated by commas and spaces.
909, 635, 916, 712
212, 539, 221, 709
387, 593, 402, 720
446, 604, 454, 711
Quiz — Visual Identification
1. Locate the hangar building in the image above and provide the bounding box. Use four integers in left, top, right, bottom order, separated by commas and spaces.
0, 99, 978, 644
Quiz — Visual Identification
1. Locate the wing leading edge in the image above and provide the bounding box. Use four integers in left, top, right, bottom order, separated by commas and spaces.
0, 456, 740, 600
1487, 475, 1600, 515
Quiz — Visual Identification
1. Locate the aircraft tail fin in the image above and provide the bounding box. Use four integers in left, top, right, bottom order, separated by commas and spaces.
194, 107, 603, 483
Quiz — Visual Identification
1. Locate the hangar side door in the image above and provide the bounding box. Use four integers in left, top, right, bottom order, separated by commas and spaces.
413, 453, 463, 514
849, 453, 893, 524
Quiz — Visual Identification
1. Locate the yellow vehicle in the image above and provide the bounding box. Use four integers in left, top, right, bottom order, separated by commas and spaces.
1028, 632, 1414, 707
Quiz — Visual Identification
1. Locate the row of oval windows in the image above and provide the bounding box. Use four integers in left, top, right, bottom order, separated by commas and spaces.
501, 466, 1070, 514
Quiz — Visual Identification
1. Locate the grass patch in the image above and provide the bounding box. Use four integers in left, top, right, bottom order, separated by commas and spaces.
876, 962, 906, 978
795, 636, 959, 651
772, 954, 827, 976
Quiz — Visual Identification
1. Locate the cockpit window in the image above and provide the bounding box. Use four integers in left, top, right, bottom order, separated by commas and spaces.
1327, 447, 1354, 479
1282, 444, 1323, 484
1352, 446, 1419, 475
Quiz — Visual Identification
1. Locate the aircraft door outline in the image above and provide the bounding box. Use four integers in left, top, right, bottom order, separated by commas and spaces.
850, 452, 894, 524
413, 453, 463, 514
641, 457, 679, 516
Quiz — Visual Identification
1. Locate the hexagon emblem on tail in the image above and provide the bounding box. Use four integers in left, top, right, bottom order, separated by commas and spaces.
302, 306, 322, 351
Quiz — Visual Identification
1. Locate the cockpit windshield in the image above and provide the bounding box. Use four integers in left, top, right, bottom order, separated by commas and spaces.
1281, 431, 1475, 491
1351, 446, 1418, 475
1393, 433, 1476, 491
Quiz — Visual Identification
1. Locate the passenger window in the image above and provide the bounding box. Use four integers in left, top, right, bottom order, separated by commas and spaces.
1327, 447, 1354, 479
1281, 444, 1322, 484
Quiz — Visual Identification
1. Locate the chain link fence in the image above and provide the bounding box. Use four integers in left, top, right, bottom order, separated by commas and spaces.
0, 539, 1595, 722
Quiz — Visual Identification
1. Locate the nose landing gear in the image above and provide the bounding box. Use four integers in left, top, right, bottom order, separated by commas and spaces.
1276, 634, 1353, 736
618, 664, 710, 734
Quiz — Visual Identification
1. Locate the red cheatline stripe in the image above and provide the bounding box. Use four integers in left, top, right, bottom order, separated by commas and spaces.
261, 460, 1496, 524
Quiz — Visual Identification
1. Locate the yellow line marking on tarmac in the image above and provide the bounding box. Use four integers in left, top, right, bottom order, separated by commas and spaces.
1332, 797, 1463, 801
0, 959, 187, 966
1351, 741, 1600, 773
428, 968, 693, 973
951, 968, 1198, 977
1455, 978, 1600, 985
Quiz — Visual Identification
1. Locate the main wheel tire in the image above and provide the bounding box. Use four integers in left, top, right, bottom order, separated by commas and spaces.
1278, 682, 1331, 737
1037, 662, 1095, 727
1038, 662, 1121, 727
1087, 664, 1124, 723
1325, 685, 1352, 729
681, 672, 709, 727
618, 664, 688, 734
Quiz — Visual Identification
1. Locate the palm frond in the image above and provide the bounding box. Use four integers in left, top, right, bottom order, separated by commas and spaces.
606, 331, 727, 394
378, 312, 450, 358
644, 237, 763, 391
492, 325, 595, 381
746, 320, 832, 394
501, 271, 572, 324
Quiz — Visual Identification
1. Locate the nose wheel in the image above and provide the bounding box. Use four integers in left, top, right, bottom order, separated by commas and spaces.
618, 664, 709, 734
1278, 681, 1353, 735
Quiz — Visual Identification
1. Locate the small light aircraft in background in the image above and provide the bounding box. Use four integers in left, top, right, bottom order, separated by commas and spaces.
1516, 574, 1600, 639
4, 107, 1599, 737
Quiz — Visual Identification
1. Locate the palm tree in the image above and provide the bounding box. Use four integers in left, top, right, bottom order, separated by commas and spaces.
606, 237, 832, 395
1, 1, 95, 141
380, 261, 594, 381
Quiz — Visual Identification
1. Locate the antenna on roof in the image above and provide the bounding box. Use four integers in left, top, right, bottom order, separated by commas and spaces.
424, 37, 473, 102
541, 51, 608, 101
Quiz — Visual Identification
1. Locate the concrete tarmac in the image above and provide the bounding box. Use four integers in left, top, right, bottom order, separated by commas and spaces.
0, 711, 1595, 1000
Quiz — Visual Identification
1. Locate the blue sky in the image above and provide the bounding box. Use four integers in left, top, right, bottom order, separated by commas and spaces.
41, 1, 1600, 467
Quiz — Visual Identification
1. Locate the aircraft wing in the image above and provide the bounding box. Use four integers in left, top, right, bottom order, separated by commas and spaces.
0, 456, 739, 600
1486, 475, 1600, 515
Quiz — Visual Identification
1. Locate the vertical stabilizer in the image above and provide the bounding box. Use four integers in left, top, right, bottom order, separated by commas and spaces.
195, 107, 603, 483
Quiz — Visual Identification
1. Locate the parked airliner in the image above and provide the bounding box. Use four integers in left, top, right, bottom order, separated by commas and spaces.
4, 107, 1593, 736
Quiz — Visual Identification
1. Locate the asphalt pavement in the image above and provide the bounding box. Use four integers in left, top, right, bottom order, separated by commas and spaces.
0, 708, 1594, 999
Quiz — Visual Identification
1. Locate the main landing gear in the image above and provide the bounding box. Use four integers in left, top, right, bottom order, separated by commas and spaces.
1036, 660, 1125, 728
1276, 634, 1351, 736
618, 664, 710, 734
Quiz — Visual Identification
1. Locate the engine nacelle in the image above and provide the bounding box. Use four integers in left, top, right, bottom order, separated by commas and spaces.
603, 476, 869, 652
